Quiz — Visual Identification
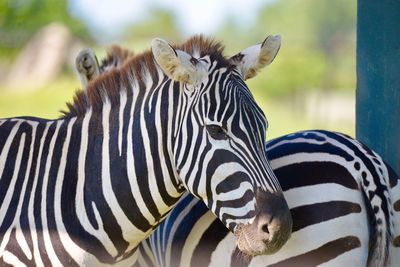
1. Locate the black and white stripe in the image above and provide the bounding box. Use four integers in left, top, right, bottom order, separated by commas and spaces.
0, 36, 291, 265
137, 130, 398, 267
75, 44, 399, 266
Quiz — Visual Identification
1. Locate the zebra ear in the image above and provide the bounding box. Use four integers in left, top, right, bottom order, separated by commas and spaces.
75, 48, 100, 88
151, 38, 201, 84
229, 35, 281, 80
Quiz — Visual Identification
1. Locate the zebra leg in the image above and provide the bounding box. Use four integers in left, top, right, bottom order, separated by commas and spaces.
75, 48, 100, 87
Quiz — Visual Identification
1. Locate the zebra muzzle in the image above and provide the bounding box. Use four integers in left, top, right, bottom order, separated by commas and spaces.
235, 189, 292, 256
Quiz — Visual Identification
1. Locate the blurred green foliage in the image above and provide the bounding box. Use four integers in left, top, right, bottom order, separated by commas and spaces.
249, 0, 356, 96
0, 0, 90, 59
125, 8, 182, 41
0, 0, 356, 137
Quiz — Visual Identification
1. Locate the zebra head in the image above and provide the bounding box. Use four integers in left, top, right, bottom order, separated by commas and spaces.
152, 35, 292, 256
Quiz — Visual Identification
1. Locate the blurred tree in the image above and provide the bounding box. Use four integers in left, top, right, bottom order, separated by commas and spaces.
244, 0, 356, 97
216, 16, 251, 54
0, 0, 90, 58
309, 0, 356, 55
124, 8, 181, 42
307, 0, 356, 90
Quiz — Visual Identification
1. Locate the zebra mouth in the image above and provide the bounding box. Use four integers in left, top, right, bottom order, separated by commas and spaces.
234, 215, 291, 256
232, 190, 292, 256
235, 224, 278, 256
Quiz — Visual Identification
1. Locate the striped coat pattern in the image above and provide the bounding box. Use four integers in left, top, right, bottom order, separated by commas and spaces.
75, 44, 399, 267
137, 130, 399, 267
0, 35, 293, 266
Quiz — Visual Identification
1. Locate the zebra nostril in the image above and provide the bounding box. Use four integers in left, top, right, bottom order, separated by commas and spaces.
260, 213, 274, 233
261, 224, 269, 234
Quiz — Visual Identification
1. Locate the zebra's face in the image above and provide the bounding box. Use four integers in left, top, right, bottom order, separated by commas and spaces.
152, 35, 292, 256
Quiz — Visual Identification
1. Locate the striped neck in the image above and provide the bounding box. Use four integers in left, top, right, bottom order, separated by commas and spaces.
47, 74, 187, 260
77, 77, 186, 243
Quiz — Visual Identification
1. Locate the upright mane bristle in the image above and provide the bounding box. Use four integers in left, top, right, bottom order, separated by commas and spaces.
99, 45, 134, 72
62, 35, 230, 118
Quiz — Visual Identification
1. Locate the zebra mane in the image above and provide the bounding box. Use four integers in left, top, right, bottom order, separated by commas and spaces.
62, 35, 230, 118
99, 45, 134, 73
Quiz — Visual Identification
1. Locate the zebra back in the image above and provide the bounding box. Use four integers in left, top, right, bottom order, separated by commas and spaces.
139, 130, 398, 267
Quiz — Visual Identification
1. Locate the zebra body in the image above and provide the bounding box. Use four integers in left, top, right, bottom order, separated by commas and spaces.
137, 130, 399, 267
0, 113, 168, 266
0, 35, 293, 265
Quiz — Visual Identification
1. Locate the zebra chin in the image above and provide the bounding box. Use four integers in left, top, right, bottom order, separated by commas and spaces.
234, 189, 292, 256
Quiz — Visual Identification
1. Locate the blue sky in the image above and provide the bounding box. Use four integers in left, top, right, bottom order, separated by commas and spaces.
69, 0, 271, 38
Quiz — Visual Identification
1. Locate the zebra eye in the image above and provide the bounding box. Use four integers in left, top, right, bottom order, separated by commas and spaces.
206, 124, 228, 140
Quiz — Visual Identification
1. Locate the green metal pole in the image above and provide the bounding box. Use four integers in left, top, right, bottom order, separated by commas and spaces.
356, 0, 400, 175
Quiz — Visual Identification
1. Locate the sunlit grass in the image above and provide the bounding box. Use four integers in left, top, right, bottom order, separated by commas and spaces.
0, 77, 79, 119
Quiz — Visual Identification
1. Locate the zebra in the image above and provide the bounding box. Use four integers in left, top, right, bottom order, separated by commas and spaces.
0, 35, 293, 266
75, 45, 399, 266
137, 130, 399, 267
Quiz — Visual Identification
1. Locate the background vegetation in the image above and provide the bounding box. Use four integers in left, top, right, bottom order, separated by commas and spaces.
0, 0, 356, 138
